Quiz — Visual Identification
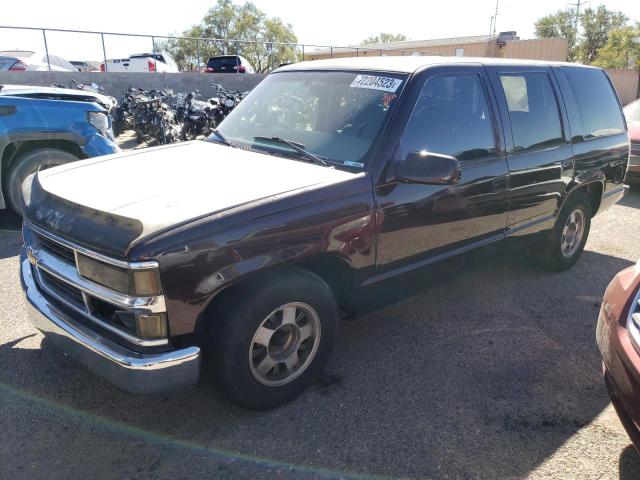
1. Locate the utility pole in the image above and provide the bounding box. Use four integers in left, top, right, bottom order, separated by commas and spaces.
568, 0, 589, 34
492, 0, 499, 35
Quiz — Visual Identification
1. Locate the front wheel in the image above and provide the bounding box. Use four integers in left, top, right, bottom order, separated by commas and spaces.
206, 268, 339, 410
538, 195, 592, 271
5, 148, 78, 215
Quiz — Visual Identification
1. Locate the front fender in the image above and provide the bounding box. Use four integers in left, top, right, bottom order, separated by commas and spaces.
81, 132, 120, 158
139, 174, 376, 337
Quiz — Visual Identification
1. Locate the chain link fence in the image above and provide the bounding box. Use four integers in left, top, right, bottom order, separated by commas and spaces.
0, 26, 391, 73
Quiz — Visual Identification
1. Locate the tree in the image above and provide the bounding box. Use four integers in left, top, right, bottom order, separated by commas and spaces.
160, 0, 297, 72
534, 9, 577, 61
593, 24, 640, 69
362, 33, 407, 45
578, 5, 628, 64
533, 4, 628, 64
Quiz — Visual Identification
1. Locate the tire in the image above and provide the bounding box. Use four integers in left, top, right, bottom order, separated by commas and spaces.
205, 267, 339, 410
112, 115, 123, 138
5, 148, 78, 216
538, 194, 592, 271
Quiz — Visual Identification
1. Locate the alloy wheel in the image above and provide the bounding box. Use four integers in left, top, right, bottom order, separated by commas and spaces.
560, 208, 586, 258
249, 302, 321, 387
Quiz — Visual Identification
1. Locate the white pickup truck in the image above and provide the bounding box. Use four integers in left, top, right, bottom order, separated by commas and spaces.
100, 52, 179, 73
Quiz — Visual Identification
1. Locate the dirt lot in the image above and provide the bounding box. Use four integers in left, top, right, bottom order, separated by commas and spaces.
1, 189, 640, 479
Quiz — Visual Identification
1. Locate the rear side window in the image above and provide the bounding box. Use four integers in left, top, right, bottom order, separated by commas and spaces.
499, 73, 563, 151
563, 68, 625, 140
399, 74, 496, 161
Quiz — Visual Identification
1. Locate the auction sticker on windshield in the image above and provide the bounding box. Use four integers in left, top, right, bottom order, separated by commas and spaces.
350, 75, 402, 92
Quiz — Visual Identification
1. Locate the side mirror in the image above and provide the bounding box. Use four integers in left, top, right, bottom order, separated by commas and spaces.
395, 151, 461, 185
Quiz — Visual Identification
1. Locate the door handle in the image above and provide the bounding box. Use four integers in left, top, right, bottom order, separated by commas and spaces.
492, 176, 508, 192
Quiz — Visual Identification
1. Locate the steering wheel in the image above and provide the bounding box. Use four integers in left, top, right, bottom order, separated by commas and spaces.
357, 122, 381, 138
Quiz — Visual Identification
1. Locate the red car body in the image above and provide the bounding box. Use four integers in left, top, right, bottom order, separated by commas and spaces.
597, 262, 640, 449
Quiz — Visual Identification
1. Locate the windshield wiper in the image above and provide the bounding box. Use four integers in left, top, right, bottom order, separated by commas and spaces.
253, 136, 329, 167
211, 128, 232, 146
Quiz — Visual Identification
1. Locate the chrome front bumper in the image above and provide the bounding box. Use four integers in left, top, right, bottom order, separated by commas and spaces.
20, 254, 200, 394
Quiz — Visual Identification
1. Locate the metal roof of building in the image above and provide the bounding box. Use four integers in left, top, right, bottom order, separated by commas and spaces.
308, 35, 498, 55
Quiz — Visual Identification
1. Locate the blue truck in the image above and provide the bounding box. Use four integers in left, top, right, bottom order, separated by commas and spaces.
0, 84, 119, 214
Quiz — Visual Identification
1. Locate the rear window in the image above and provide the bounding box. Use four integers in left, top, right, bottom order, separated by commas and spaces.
0, 58, 14, 69
207, 56, 241, 68
130, 54, 165, 62
563, 67, 625, 140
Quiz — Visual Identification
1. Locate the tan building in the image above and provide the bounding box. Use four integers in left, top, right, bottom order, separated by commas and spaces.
307, 33, 568, 62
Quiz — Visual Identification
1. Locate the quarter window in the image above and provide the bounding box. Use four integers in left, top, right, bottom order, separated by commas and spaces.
399, 74, 496, 161
500, 73, 563, 151
563, 67, 625, 140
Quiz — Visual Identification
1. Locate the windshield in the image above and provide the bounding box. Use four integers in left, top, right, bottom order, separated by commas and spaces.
625, 99, 640, 123
214, 70, 406, 168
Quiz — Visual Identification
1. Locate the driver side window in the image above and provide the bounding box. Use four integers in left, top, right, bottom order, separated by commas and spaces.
399, 74, 496, 161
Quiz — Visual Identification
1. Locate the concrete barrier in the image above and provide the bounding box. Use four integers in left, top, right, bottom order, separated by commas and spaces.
0, 72, 266, 99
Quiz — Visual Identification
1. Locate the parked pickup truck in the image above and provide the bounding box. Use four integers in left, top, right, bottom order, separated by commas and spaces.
0, 84, 119, 213
100, 52, 179, 73
20, 57, 629, 409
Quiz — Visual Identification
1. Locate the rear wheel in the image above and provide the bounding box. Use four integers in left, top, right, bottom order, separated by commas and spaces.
537, 194, 592, 271
5, 148, 78, 215
205, 268, 339, 410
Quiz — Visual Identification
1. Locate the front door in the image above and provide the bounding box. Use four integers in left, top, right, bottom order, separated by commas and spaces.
372, 66, 509, 279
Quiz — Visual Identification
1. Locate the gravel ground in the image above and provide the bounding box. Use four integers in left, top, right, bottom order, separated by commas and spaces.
1, 189, 640, 480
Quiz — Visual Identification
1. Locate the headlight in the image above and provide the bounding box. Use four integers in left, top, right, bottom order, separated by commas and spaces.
224, 98, 235, 108
76, 253, 162, 296
87, 111, 110, 136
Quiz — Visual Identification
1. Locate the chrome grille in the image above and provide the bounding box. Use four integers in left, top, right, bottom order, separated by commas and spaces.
630, 142, 640, 166
39, 269, 85, 307
36, 233, 76, 264
627, 287, 640, 354
24, 222, 168, 347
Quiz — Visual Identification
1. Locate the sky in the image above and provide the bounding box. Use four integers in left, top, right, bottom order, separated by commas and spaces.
1, 0, 639, 61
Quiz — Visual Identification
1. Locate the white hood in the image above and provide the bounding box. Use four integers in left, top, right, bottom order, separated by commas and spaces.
36, 140, 356, 237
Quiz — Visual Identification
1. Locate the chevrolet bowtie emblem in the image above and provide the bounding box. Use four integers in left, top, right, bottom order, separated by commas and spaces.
26, 247, 36, 266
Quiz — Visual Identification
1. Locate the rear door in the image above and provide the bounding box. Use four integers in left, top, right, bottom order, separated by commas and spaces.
486, 65, 574, 233
554, 66, 628, 195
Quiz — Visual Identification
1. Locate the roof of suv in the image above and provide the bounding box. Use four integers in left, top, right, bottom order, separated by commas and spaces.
276, 56, 598, 74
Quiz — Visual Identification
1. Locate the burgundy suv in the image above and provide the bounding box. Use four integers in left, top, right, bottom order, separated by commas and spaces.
597, 262, 640, 449
21, 57, 629, 409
